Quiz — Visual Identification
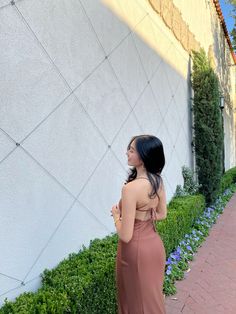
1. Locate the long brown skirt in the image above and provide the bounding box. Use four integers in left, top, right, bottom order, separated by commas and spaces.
115, 218, 166, 314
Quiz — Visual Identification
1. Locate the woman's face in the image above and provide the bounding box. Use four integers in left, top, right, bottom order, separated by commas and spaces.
126, 140, 143, 167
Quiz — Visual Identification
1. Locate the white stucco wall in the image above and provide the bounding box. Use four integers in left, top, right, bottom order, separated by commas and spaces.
0, 0, 234, 305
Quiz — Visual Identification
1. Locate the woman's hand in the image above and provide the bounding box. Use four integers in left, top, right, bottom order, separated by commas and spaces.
110, 204, 120, 219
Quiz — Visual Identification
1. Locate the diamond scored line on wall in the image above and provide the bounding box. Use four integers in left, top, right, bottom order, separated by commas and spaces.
129, 20, 190, 164
21, 187, 112, 283
80, 0, 184, 145
125, 31, 189, 191
0, 272, 22, 284
0, 128, 20, 164
1, 0, 193, 298
19, 150, 127, 282
0, 283, 22, 298
0, 145, 17, 166
0, 2, 10, 10
161, 96, 189, 165
79, 0, 149, 134
107, 41, 177, 151
165, 105, 191, 173
79, 0, 149, 59
1, 2, 129, 191
5, 145, 111, 284
76, 6, 183, 166
0, 274, 39, 298
10, 5, 179, 199
19, 145, 111, 227
175, 79, 192, 143
116, 0, 150, 33
107, 44, 177, 160
7, 0, 183, 183
11, 3, 110, 145
131, 13, 174, 83
136, 0, 189, 63
0, 0, 22, 10
131, 30, 173, 116
8, 0, 143, 182
8, 0, 189, 166
19, 178, 112, 283
11, 2, 120, 147
160, 122, 185, 173
154, 76, 184, 160
162, 59, 190, 145
0, 7, 153, 284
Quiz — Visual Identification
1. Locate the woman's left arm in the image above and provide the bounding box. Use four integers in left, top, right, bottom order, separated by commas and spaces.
113, 183, 137, 243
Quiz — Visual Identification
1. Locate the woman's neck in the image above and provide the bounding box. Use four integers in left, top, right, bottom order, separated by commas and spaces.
136, 166, 147, 178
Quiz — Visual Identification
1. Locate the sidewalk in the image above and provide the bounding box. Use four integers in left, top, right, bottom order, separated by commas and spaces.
165, 192, 236, 314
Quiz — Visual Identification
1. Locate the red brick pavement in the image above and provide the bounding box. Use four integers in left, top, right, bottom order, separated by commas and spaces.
165, 192, 236, 314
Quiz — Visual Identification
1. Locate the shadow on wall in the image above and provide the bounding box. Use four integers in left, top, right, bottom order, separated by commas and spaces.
0, 0, 193, 306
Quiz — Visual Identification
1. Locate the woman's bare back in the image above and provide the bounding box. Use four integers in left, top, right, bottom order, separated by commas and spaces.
119, 177, 163, 221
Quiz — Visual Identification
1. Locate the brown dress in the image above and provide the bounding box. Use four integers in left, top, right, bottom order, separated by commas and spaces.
115, 199, 166, 314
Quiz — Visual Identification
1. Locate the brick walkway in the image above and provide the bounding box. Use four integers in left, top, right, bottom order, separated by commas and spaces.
165, 192, 236, 314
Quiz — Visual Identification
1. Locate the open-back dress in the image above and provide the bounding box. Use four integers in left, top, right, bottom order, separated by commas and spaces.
115, 179, 166, 314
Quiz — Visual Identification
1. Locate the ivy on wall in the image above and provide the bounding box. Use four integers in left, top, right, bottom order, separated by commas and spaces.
191, 48, 224, 206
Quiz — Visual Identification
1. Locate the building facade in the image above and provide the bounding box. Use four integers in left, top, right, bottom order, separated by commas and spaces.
0, 0, 235, 304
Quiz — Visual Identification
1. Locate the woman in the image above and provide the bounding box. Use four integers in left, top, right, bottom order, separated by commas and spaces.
111, 135, 167, 314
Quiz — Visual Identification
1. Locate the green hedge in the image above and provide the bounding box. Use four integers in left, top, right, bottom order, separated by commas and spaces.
0, 288, 70, 314
191, 48, 224, 206
0, 196, 205, 313
157, 194, 205, 256
1, 166, 235, 313
220, 166, 236, 193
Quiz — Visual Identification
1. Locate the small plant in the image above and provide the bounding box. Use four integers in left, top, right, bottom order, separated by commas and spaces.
174, 165, 202, 197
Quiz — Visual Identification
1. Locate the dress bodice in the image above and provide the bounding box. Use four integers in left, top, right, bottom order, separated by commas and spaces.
118, 198, 158, 222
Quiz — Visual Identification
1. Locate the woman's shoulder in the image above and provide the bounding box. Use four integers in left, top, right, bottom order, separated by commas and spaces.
122, 179, 147, 194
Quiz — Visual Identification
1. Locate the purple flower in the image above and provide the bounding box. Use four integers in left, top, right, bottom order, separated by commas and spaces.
175, 255, 181, 261
166, 269, 171, 275
186, 245, 192, 251
176, 247, 182, 254
170, 253, 177, 260
207, 207, 214, 212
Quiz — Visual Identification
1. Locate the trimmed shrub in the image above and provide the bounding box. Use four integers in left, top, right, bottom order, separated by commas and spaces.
191, 48, 224, 206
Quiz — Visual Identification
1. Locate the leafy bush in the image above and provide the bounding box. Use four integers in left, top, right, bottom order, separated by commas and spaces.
1, 166, 235, 313
0, 194, 204, 313
191, 48, 224, 206
0, 288, 70, 314
174, 165, 202, 197
220, 166, 236, 193
157, 194, 205, 256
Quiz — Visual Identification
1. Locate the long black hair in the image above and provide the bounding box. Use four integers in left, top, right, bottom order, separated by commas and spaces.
125, 135, 165, 200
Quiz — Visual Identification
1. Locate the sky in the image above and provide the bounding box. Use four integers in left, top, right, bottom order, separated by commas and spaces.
219, 0, 235, 34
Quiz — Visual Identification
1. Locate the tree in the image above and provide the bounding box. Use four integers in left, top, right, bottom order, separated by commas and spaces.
225, 0, 236, 51
191, 49, 224, 206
